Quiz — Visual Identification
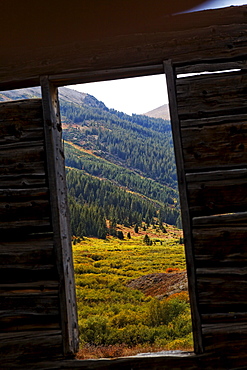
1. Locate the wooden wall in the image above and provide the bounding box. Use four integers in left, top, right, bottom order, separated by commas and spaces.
0, 98, 78, 367
1, 5, 247, 91
1, 4, 247, 369
166, 59, 247, 362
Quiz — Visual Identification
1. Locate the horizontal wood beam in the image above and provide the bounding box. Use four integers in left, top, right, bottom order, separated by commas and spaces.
0, 6, 247, 90
26, 351, 247, 370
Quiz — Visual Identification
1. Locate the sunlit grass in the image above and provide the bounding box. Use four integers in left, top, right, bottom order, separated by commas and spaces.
73, 229, 192, 357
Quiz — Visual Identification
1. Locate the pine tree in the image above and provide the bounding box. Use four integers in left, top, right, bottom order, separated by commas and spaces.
143, 234, 150, 245
117, 230, 124, 240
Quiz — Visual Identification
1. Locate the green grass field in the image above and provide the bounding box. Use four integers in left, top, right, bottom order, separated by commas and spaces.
73, 226, 193, 358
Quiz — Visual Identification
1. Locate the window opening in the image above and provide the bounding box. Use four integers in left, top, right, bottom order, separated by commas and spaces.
58, 74, 193, 359
0, 76, 193, 359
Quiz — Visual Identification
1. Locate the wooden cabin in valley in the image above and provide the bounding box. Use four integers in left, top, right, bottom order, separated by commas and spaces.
1, 1, 247, 368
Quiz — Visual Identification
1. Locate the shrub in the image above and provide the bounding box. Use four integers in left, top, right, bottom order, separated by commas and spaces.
80, 315, 110, 345
146, 297, 189, 327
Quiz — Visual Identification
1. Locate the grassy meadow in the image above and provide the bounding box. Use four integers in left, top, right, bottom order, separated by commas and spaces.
73, 225, 193, 358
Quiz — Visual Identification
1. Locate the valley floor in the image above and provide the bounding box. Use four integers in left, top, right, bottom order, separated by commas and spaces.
73, 226, 193, 358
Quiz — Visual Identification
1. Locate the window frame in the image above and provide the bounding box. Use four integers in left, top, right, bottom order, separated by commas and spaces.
40, 61, 203, 362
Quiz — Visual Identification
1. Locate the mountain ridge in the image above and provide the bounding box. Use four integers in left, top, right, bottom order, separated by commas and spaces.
144, 104, 170, 120
0, 86, 181, 236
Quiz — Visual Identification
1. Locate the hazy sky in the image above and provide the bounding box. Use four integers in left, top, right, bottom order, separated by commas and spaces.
68, 74, 168, 115
68, 0, 247, 116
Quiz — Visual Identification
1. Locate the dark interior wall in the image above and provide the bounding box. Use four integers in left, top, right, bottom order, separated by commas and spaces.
1, 0, 207, 49
1, 3, 247, 91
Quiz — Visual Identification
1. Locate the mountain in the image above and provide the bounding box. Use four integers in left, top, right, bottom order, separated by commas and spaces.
144, 104, 170, 120
0, 87, 180, 237
0, 86, 105, 108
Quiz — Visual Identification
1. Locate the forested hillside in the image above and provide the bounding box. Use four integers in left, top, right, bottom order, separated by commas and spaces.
0, 87, 180, 237
61, 99, 177, 188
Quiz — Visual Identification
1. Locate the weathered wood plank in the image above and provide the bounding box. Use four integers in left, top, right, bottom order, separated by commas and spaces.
177, 71, 247, 120
2, 5, 247, 89
0, 199, 50, 222
0, 281, 59, 295
164, 61, 203, 354
41, 77, 79, 355
0, 313, 60, 332
0, 161, 45, 177
0, 146, 45, 176
0, 221, 52, 245
0, 139, 45, 150
193, 212, 247, 227
201, 312, 247, 324
187, 177, 247, 216
0, 187, 49, 201
193, 227, 247, 267
181, 121, 247, 171
0, 294, 59, 312
197, 275, 247, 305
0, 330, 63, 362
0, 280, 59, 296
35, 353, 247, 370
0, 237, 54, 266
0, 312, 60, 332
0, 125, 43, 146
0, 266, 58, 284
0, 99, 43, 119
186, 168, 247, 183
180, 113, 247, 129
203, 322, 247, 354
0, 174, 46, 188
197, 267, 247, 275
51, 65, 164, 87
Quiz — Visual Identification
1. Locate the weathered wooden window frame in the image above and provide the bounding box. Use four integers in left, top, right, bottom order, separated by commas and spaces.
40, 60, 203, 366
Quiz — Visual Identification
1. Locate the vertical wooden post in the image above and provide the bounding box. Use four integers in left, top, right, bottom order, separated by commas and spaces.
40, 76, 79, 356
164, 60, 204, 354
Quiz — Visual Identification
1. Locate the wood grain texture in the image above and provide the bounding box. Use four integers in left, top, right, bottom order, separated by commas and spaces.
0, 330, 63, 363
177, 71, 247, 120
28, 353, 247, 370
0, 146, 45, 174
1, 6, 247, 90
197, 274, 247, 306
164, 61, 203, 354
41, 78, 79, 355
181, 121, 247, 171
201, 312, 247, 324
193, 211, 247, 227
193, 227, 247, 267
0, 174, 46, 188
0, 236, 54, 266
173, 53, 247, 362
0, 99, 63, 365
0, 266, 58, 284
180, 113, 247, 128
0, 99, 43, 119
187, 177, 247, 216
203, 322, 247, 354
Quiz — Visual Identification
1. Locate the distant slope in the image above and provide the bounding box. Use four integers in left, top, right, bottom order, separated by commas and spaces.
0, 86, 104, 108
0, 87, 181, 234
144, 104, 170, 120
65, 141, 178, 206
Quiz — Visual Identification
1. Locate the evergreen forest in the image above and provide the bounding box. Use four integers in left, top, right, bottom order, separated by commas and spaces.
0, 86, 180, 238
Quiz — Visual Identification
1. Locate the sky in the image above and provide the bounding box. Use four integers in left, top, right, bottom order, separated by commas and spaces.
68, 0, 247, 116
